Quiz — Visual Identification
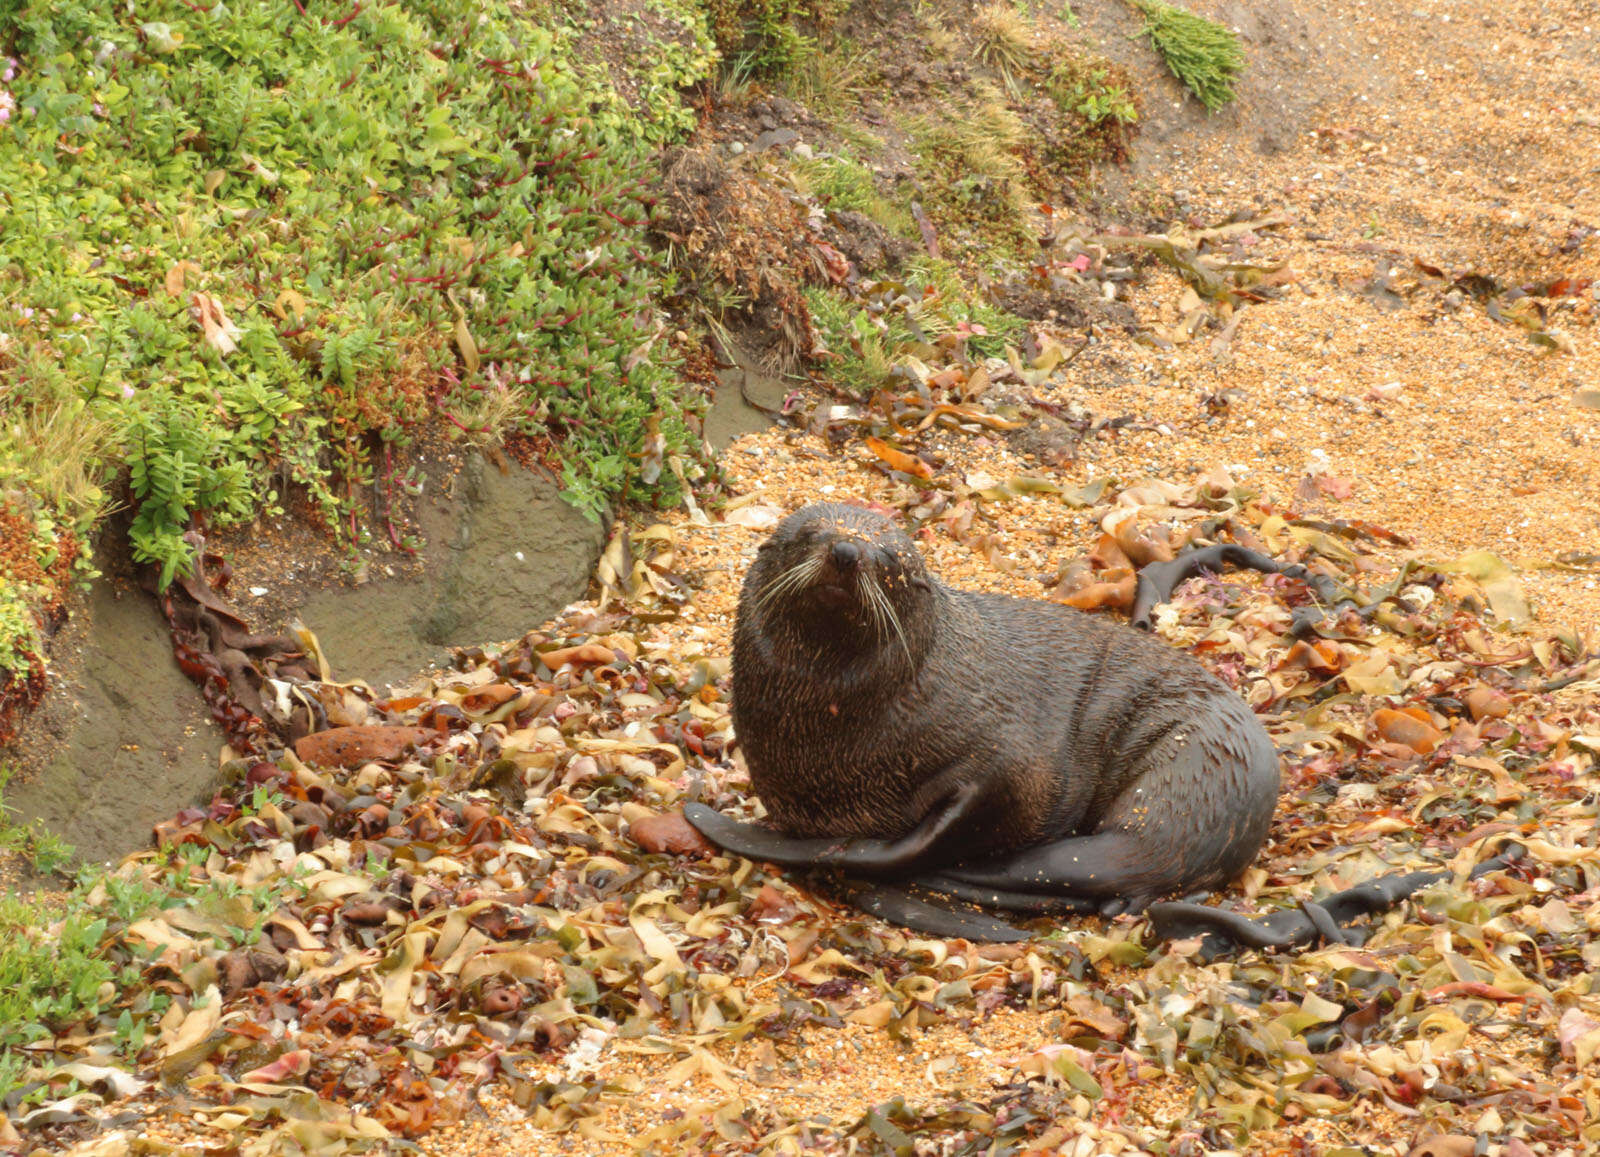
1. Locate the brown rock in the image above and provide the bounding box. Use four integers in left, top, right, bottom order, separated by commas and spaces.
1462, 683, 1511, 721
629, 810, 716, 856
293, 725, 437, 768
539, 643, 617, 671
355, 802, 391, 837
460, 683, 520, 713
746, 883, 801, 925
342, 899, 398, 926
1372, 708, 1445, 755
218, 946, 288, 995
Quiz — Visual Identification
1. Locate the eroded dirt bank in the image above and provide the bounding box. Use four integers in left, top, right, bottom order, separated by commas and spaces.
4, 451, 607, 864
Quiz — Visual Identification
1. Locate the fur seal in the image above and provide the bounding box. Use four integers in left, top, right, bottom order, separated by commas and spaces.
684, 502, 1283, 935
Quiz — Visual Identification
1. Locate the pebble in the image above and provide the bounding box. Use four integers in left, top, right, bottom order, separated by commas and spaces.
751, 127, 798, 152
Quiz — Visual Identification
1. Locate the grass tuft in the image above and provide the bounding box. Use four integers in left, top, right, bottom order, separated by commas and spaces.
781, 41, 874, 119
912, 86, 1032, 247
806, 257, 1026, 396
794, 156, 914, 236
1128, 0, 1245, 111
704, 0, 846, 76
970, 2, 1034, 93
0, 348, 115, 534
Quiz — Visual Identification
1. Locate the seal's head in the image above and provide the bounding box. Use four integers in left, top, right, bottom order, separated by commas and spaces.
740, 502, 937, 667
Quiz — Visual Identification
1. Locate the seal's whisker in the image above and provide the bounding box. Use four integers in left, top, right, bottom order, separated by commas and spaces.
863, 574, 912, 665
857, 571, 884, 640
756, 555, 823, 609
882, 592, 912, 666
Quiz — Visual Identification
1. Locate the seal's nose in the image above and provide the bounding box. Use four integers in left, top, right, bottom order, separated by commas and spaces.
830, 539, 861, 570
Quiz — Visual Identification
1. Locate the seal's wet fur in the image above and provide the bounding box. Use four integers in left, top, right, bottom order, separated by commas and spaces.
690, 502, 1281, 920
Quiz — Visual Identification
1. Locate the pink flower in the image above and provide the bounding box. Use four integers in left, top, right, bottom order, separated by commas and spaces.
121, 385, 136, 400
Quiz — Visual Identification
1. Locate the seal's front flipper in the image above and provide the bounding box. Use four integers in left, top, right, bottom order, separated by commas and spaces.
684, 802, 858, 867
1130, 543, 1307, 631
682, 805, 1036, 940
686, 780, 992, 877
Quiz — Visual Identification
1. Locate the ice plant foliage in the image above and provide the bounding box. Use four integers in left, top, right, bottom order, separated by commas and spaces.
0, 0, 698, 589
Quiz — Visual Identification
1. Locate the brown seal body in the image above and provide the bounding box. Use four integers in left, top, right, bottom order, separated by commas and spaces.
686, 502, 1280, 919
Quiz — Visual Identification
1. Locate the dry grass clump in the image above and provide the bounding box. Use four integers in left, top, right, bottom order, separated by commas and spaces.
911, 83, 1032, 244
782, 41, 874, 117
970, 1, 1034, 92
915, 83, 1028, 182
0, 344, 115, 531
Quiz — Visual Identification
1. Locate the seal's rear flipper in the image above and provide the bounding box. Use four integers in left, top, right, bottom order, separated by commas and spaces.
1148, 845, 1525, 961
911, 873, 1102, 915
684, 803, 1037, 940
834, 882, 1034, 943
1130, 544, 1309, 631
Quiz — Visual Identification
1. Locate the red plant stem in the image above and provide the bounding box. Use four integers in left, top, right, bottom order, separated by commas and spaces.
361, 228, 419, 254
381, 443, 417, 555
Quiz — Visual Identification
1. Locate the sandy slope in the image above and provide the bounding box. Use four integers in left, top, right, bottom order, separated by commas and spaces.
423, 1, 1600, 1154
